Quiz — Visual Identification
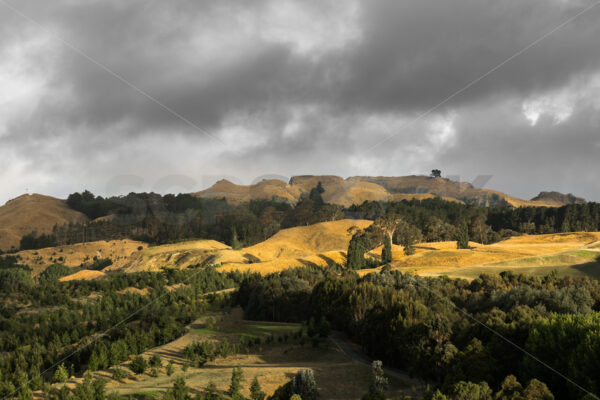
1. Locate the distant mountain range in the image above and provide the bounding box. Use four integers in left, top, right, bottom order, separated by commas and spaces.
0, 175, 586, 251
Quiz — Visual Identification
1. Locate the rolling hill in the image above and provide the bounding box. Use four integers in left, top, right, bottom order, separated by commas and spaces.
16, 216, 599, 282
0, 194, 89, 251
114, 219, 371, 275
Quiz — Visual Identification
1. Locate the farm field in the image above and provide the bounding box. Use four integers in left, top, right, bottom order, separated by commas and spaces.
58, 308, 412, 399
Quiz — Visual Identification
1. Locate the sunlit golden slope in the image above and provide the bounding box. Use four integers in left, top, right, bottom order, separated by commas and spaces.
118, 240, 234, 272
60, 270, 105, 282
358, 232, 600, 278
19, 225, 600, 281
244, 219, 372, 260
15, 239, 147, 276
194, 179, 301, 204
119, 219, 371, 274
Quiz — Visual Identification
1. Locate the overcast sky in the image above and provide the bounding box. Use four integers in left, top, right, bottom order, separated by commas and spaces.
1, 0, 599, 204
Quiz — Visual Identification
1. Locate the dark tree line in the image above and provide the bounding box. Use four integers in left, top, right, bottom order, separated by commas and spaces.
23, 188, 343, 251
21, 190, 600, 252
237, 266, 600, 399
348, 199, 600, 244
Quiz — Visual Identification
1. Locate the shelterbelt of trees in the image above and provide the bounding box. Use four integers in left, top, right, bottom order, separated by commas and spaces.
14, 186, 600, 252
237, 266, 600, 399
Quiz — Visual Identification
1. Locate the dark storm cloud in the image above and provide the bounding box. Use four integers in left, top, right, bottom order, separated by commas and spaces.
1, 0, 600, 203
4, 1, 321, 138
437, 96, 600, 201
336, 0, 600, 112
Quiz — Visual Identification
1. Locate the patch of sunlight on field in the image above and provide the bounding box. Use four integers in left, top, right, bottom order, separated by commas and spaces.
426, 249, 600, 280
387, 232, 600, 277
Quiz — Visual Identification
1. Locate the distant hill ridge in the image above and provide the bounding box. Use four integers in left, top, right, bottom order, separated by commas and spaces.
0, 176, 587, 251
194, 175, 586, 208
530, 191, 586, 206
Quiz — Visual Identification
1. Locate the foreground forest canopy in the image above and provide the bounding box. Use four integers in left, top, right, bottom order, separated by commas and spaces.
1, 257, 600, 399
241, 267, 600, 399
12, 186, 600, 252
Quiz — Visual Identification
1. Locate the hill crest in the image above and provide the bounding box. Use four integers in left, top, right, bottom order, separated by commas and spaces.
194, 175, 576, 208
531, 191, 586, 206
0, 193, 89, 251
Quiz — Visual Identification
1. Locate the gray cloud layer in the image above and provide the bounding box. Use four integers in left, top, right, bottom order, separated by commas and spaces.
1, 0, 599, 203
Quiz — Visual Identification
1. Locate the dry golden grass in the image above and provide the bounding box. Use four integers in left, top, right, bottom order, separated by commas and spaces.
121, 240, 233, 272
217, 219, 372, 274
244, 219, 372, 260
23, 220, 599, 281
194, 179, 301, 204
483, 190, 556, 208
60, 270, 105, 281
0, 194, 89, 251
15, 239, 148, 276
118, 220, 369, 275
321, 179, 390, 207
432, 250, 600, 280
378, 232, 600, 277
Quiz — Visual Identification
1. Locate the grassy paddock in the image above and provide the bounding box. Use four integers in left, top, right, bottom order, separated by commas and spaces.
59, 308, 412, 400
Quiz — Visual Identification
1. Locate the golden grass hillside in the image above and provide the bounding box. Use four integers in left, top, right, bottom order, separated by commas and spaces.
14, 218, 600, 280
118, 240, 235, 272
60, 269, 105, 282
15, 239, 147, 276
119, 219, 371, 274
359, 232, 600, 278
218, 219, 372, 274
0, 194, 89, 251
244, 219, 372, 259
352, 175, 559, 207
194, 179, 301, 204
